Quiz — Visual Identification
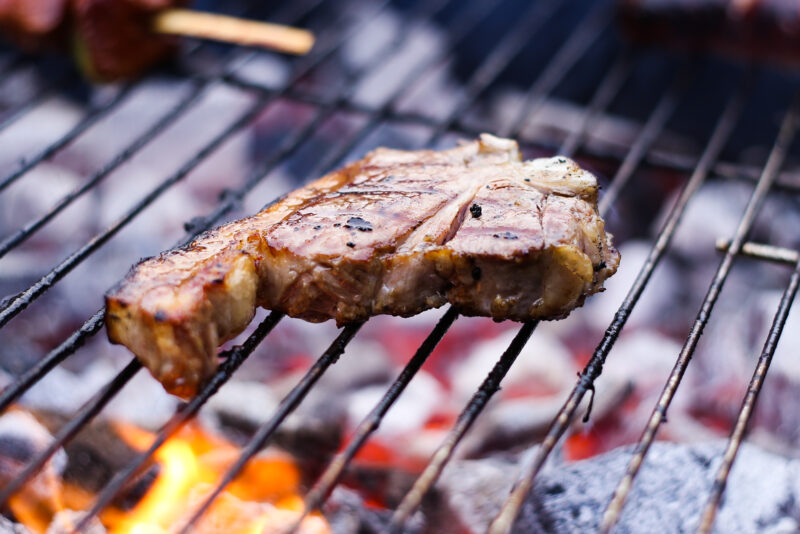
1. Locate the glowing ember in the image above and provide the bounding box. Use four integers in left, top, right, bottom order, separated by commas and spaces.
10, 421, 329, 534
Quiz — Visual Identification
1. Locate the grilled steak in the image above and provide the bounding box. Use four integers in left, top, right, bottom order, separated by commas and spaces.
106, 134, 619, 397
618, 0, 800, 66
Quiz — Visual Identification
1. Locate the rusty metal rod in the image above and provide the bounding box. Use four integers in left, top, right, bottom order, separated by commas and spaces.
600, 89, 800, 534
697, 257, 800, 533
488, 68, 749, 534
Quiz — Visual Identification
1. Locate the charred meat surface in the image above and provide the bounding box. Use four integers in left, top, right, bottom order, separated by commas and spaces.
618, 0, 800, 66
106, 134, 620, 397
0, 0, 186, 80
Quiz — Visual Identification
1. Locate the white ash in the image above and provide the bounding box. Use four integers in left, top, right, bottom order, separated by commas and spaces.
0, 98, 82, 173
352, 18, 445, 110
201, 380, 279, 429
237, 53, 290, 89
346, 370, 447, 437
451, 328, 574, 404
46, 510, 105, 534
0, 411, 66, 475
102, 366, 178, 430
593, 329, 714, 442
342, 11, 401, 71
581, 240, 682, 331
434, 441, 800, 534
326, 486, 423, 534
661, 181, 751, 260
0, 516, 29, 534
313, 338, 395, 394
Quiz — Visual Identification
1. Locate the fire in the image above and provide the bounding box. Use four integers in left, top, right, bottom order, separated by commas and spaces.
108, 422, 329, 534
10, 420, 329, 534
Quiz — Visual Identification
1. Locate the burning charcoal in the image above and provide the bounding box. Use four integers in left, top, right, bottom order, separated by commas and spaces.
451, 329, 627, 457
30, 412, 159, 514
175, 485, 329, 534
432, 442, 800, 533
325, 487, 423, 534
202, 380, 280, 433
581, 240, 681, 332
0, 516, 30, 534
345, 370, 446, 438
201, 380, 345, 482
314, 339, 395, 394
458, 379, 633, 458
46, 510, 105, 534
0, 411, 67, 527
339, 463, 419, 511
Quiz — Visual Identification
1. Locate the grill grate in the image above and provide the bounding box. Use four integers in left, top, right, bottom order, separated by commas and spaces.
0, 0, 799, 533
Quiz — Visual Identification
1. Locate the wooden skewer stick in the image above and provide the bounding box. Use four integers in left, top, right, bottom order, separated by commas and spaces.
152, 9, 315, 55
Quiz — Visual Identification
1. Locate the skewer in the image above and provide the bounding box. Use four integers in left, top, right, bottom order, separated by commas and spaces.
152, 9, 315, 55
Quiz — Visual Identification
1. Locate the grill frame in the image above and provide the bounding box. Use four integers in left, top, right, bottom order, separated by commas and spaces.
0, 0, 797, 533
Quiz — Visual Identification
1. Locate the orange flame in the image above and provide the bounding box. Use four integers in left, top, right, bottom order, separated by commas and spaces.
108, 422, 329, 534
10, 419, 329, 534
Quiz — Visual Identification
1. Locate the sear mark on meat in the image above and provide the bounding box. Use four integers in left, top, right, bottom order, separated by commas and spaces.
105, 134, 620, 397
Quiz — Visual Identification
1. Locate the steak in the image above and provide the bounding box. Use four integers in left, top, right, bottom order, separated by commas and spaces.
106, 134, 619, 397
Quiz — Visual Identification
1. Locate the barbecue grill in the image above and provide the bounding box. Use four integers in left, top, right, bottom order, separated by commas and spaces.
1, 0, 800, 532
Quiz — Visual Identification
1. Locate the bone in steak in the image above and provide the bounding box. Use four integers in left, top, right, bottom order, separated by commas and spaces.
105, 134, 619, 397
618, 0, 800, 66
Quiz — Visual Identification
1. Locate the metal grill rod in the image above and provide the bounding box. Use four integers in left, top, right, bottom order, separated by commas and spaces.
599, 88, 800, 534
286, 307, 459, 533
697, 257, 800, 533
70, 311, 283, 534
0, 0, 392, 331
487, 67, 750, 534
387, 46, 634, 531
502, 3, 612, 139
0, 358, 142, 507
716, 239, 799, 265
